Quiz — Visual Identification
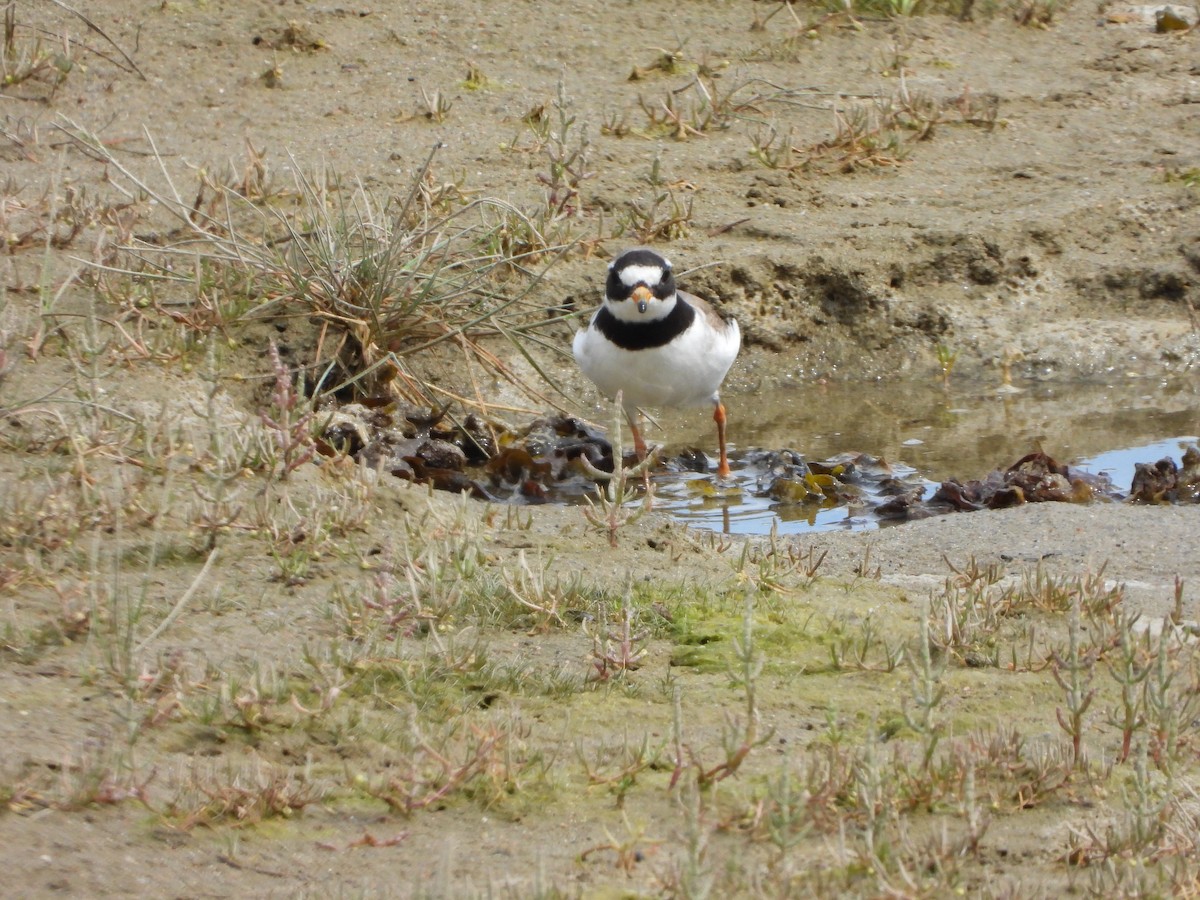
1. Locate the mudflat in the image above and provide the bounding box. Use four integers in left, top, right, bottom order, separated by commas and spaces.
2, 1, 1198, 896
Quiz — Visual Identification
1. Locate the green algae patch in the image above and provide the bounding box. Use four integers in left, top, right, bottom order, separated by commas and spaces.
669, 629, 728, 672
666, 578, 915, 677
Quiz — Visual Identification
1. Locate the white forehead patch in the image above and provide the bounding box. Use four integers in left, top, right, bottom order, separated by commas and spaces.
618, 263, 670, 288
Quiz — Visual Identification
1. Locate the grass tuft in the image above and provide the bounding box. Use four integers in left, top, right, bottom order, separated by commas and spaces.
61, 124, 576, 418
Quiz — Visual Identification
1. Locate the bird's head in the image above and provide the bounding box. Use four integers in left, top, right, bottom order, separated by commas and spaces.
604, 248, 677, 322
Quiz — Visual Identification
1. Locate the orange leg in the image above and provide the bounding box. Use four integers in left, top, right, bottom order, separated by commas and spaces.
628, 416, 648, 461
714, 400, 731, 478
627, 413, 654, 504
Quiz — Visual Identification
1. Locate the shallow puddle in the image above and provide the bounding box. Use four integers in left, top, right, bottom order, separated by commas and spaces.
331, 376, 1199, 535
624, 377, 1200, 535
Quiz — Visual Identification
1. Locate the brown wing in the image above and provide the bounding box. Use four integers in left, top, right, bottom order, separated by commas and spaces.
678, 289, 736, 334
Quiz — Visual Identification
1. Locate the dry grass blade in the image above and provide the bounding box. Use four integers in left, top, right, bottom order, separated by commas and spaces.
38, 0, 145, 78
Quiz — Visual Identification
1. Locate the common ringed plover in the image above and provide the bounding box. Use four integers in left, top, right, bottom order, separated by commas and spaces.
573, 248, 741, 477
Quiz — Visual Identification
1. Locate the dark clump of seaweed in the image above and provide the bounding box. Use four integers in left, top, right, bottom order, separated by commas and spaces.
930, 450, 1119, 513
1128, 445, 1200, 504
320, 401, 619, 504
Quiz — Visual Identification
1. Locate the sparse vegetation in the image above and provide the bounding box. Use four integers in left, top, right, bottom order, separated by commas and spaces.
1, 0, 1197, 894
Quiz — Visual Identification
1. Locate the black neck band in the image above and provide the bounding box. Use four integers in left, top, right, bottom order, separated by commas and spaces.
593, 299, 695, 350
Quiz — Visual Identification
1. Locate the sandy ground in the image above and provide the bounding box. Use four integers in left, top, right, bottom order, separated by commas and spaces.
2, 0, 1199, 896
